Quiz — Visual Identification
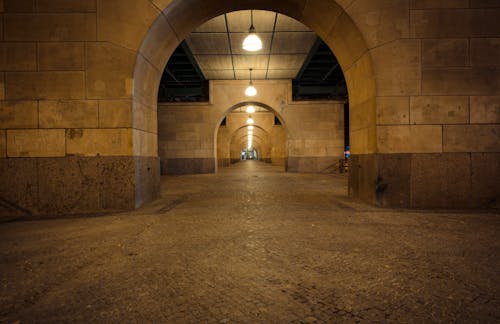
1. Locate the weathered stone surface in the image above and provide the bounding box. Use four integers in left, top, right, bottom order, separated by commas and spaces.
470, 38, 500, 66
411, 153, 472, 208
3, 0, 35, 12
348, 154, 377, 204
444, 125, 500, 152
376, 96, 409, 125
7, 129, 65, 157
5, 72, 85, 99
4, 13, 96, 41
377, 125, 442, 153
37, 157, 101, 214
422, 38, 468, 67
410, 0, 469, 8
134, 156, 160, 208
347, 0, 409, 48
422, 67, 500, 95
371, 39, 421, 96
162, 158, 215, 175
0, 100, 38, 128
0, 158, 37, 216
66, 128, 133, 156
410, 96, 469, 124
133, 129, 157, 157
0, 130, 5, 157
470, 96, 500, 123
0, 43, 36, 70
133, 101, 158, 133
98, 100, 133, 128
471, 0, 500, 7
375, 154, 411, 208
39, 100, 98, 128
471, 153, 500, 208
97, 0, 160, 51
86, 42, 135, 99
302, 0, 342, 41
411, 9, 500, 37
37, 0, 96, 12
38, 43, 85, 71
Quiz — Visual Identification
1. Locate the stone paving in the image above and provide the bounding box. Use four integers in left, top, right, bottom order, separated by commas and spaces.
1, 161, 499, 323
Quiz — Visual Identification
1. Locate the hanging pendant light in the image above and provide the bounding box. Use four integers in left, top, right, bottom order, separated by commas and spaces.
246, 116, 254, 124
246, 105, 255, 113
245, 68, 257, 97
242, 10, 262, 52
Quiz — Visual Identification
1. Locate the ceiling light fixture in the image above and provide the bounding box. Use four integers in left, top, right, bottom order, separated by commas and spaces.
245, 68, 257, 97
246, 105, 255, 113
246, 117, 254, 124
248, 125, 254, 130
242, 10, 262, 52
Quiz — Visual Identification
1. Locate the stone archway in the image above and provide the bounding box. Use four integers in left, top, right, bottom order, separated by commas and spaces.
135, 0, 376, 204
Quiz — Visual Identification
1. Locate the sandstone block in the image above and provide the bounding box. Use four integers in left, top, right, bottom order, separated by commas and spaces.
0, 43, 36, 71
97, 0, 160, 51
470, 96, 500, 123
86, 43, 135, 99
422, 67, 500, 95
444, 125, 500, 152
347, 0, 409, 48
38, 43, 85, 71
471, 0, 500, 7
37, 0, 96, 12
39, 100, 98, 128
422, 38, 468, 67
376, 97, 409, 125
5, 71, 85, 99
133, 129, 157, 157
410, 96, 469, 124
99, 100, 133, 128
66, 128, 133, 156
378, 125, 442, 153
3, 0, 35, 12
7, 129, 65, 157
410, 0, 469, 8
411, 9, 500, 38
470, 38, 500, 66
4, 13, 96, 41
0, 130, 5, 157
371, 39, 421, 96
0, 100, 38, 128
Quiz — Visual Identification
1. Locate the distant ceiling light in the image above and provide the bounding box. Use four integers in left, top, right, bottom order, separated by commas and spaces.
246, 117, 254, 125
248, 125, 254, 130
246, 105, 255, 113
248, 131, 253, 135
242, 10, 262, 52
245, 68, 257, 97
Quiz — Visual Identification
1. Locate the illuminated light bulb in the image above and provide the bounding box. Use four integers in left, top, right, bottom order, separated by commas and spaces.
245, 84, 257, 97
246, 117, 254, 124
243, 33, 262, 52
248, 125, 254, 130
246, 105, 255, 113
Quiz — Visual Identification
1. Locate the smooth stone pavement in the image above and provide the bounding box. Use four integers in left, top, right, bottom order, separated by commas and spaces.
1, 161, 499, 323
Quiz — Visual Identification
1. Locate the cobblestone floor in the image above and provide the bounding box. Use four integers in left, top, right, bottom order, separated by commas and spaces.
1, 161, 499, 323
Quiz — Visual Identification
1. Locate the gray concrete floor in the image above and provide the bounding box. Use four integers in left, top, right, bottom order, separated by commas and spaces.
1, 161, 499, 323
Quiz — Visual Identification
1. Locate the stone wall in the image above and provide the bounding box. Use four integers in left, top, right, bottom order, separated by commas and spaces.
158, 80, 345, 175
